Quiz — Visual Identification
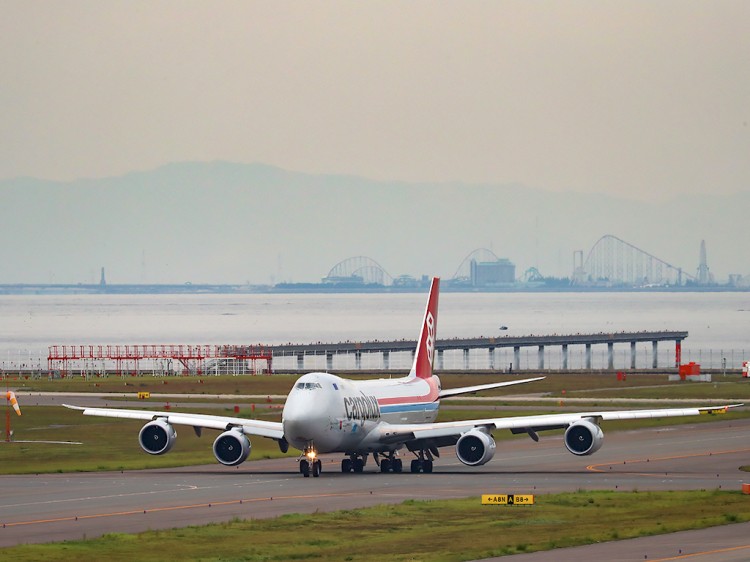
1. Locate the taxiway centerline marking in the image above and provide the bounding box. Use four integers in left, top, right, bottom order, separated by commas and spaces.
586, 447, 750, 472
650, 543, 750, 561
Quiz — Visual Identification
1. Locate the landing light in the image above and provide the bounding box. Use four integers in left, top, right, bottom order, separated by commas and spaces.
307, 451, 317, 460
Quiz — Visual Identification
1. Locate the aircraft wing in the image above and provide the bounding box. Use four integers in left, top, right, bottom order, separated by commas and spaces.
63, 405, 285, 440
438, 376, 545, 398
375, 403, 744, 445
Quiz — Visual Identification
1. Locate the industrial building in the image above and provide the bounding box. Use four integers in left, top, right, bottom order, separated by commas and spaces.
470, 258, 516, 286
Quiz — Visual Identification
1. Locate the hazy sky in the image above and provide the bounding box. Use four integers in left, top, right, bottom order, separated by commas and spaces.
1, 1, 748, 201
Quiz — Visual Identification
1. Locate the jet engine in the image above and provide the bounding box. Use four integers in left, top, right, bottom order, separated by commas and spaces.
213, 429, 251, 466
139, 419, 177, 455
456, 429, 496, 466
564, 419, 604, 456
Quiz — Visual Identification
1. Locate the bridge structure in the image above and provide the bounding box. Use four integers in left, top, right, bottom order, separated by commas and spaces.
45, 331, 687, 376
270, 330, 688, 372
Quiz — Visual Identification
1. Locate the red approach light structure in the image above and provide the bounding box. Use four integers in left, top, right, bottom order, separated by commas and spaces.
47, 344, 273, 377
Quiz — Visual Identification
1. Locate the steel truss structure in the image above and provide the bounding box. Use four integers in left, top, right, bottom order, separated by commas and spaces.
47, 344, 272, 376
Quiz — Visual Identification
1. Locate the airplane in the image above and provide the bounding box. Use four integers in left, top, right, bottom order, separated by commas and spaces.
65, 277, 743, 477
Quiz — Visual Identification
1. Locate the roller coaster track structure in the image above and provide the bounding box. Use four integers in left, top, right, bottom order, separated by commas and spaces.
576, 235, 696, 287
324, 256, 394, 286
452, 248, 501, 281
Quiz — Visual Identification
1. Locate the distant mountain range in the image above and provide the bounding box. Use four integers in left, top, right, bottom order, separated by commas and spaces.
1, 161, 747, 284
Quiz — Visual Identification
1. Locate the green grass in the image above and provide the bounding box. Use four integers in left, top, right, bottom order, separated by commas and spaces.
2, 490, 749, 561
9, 372, 748, 402
571, 380, 750, 400
7, 373, 302, 396
5, 372, 688, 397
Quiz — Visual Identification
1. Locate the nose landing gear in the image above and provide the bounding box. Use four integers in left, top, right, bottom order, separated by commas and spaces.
300, 446, 322, 477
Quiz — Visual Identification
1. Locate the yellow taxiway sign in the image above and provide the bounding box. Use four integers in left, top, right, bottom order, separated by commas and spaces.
481, 494, 535, 506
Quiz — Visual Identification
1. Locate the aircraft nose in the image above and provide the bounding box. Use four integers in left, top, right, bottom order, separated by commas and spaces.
283, 415, 310, 443
282, 395, 318, 445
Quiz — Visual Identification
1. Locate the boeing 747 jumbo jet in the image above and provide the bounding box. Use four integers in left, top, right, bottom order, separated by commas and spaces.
66, 278, 741, 477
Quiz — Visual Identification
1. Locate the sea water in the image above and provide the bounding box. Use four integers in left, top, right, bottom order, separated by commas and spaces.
0, 291, 748, 371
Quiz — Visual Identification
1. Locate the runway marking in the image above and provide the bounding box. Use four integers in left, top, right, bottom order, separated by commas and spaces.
0, 440, 82, 445
0, 491, 367, 529
0, 477, 293, 510
650, 543, 750, 561
586, 447, 750, 473
0, 484, 200, 510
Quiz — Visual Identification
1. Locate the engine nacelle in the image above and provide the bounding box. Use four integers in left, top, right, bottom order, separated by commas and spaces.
564, 419, 604, 456
456, 429, 496, 466
213, 429, 251, 466
139, 419, 177, 455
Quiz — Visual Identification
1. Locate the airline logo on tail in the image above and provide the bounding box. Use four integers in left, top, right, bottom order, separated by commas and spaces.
412, 277, 440, 379
425, 311, 435, 366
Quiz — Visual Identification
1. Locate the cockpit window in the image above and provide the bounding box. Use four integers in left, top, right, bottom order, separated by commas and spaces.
295, 382, 322, 390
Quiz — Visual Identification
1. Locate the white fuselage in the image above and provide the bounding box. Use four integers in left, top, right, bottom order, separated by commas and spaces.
282, 371, 441, 454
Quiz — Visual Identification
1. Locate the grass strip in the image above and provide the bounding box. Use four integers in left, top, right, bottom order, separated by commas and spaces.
8, 372, 707, 397
2, 490, 748, 561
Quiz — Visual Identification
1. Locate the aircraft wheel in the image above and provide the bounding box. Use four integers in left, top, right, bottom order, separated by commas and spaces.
312, 459, 321, 477
380, 459, 391, 473
353, 458, 364, 473
423, 460, 433, 473
393, 459, 403, 473
341, 458, 353, 473
410, 459, 421, 473
300, 459, 310, 477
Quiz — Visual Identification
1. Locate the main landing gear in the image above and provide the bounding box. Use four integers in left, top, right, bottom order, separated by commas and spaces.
379, 452, 403, 473
409, 449, 434, 473
300, 446, 322, 477
341, 453, 367, 473
339, 450, 435, 474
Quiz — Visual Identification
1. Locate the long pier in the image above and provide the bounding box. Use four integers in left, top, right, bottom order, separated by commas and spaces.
44, 331, 688, 375
271, 331, 688, 371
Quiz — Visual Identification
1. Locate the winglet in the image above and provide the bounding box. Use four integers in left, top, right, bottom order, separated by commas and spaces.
408, 277, 440, 380
699, 403, 744, 415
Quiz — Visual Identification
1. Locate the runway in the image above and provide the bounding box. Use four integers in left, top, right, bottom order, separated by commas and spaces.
1, 418, 749, 560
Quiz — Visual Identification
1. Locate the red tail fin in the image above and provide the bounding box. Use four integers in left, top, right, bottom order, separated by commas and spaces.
408, 277, 440, 379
